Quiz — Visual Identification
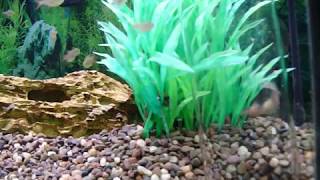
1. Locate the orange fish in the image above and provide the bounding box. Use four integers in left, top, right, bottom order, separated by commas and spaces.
133, 22, 154, 32
50, 30, 57, 46
83, 54, 96, 69
35, 0, 64, 9
63, 48, 80, 63
2, 10, 15, 18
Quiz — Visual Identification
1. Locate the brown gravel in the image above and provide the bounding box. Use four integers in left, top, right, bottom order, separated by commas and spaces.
0, 117, 315, 180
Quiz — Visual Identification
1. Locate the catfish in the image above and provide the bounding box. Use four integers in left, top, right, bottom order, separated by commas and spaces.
244, 82, 280, 118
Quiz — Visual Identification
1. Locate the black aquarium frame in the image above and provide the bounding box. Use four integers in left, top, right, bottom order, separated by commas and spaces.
306, 0, 320, 179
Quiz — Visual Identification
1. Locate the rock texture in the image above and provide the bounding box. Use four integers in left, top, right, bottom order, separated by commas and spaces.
0, 70, 132, 137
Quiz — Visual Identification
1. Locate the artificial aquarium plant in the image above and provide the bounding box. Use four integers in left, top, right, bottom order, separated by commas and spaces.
98, 0, 291, 137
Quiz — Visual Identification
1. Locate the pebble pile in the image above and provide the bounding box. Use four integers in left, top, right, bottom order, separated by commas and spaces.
0, 117, 314, 180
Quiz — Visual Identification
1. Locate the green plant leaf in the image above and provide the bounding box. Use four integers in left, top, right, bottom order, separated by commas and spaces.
149, 53, 194, 73
193, 51, 248, 72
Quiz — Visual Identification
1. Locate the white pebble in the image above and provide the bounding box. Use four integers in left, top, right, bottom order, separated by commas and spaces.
185, 172, 194, 179
111, 167, 123, 177
100, 157, 107, 166
149, 146, 158, 153
151, 174, 160, 180
67, 150, 73, 157
83, 152, 89, 158
136, 125, 144, 134
13, 153, 22, 163
87, 157, 96, 163
226, 165, 236, 173
47, 151, 56, 157
80, 139, 87, 146
160, 173, 171, 180
172, 140, 179, 145
137, 166, 152, 176
169, 156, 178, 163
136, 139, 146, 149
161, 168, 169, 174
238, 146, 250, 160
194, 135, 200, 143
114, 157, 121, 164
39, 142, 48, 152
59, 174, 71, 180
22, 152, 31, 161
14, 143, 21, 149
269, 158, 279, 168
279, 159, 289, 167
180, 165, 192, 173
71, 170, 82, 176
129, 140, 136, 148
113, 177, 121, 180
260, 147, 270, 156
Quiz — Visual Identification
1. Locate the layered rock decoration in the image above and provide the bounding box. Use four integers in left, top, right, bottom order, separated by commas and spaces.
0, 70, 132, 137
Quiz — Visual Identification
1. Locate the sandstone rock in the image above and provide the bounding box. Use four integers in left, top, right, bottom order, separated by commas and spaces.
0, 71, 133, 137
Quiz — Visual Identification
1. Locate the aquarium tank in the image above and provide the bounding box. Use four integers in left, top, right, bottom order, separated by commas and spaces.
0, 0, 316, 179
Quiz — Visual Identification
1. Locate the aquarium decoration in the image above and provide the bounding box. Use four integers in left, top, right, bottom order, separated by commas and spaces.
0, 70, 131, 137
98, 0, 292, 137
0, 0, 316, 179
13, 20, 62, 79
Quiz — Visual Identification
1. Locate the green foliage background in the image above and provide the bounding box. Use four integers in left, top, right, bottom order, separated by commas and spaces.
0, 0, 30, 74
40, 0, 120, 73
0, 0, 120, 75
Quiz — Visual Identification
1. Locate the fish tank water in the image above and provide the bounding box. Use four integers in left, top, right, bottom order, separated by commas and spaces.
0, 0, 316, 179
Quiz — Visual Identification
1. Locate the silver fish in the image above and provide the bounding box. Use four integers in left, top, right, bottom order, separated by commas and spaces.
63, 48, 81, 63
133, 22, 154, 32
109, 0, 127, 5
2, 10, 15, 18
35, 0, 64, 9
82, 54, 96, 69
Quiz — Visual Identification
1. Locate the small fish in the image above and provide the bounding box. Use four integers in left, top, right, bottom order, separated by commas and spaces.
244, 82, 280, 118
108, 0, 127, 5
2, 10, 15, 18
133, 22, 154, 32
49, 30, 57, 46
63, 48, 80, 63
35, 0, 64, 9
82, 54, 96, 69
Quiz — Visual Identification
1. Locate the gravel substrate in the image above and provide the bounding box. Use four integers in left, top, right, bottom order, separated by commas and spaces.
0, 117, 315, 180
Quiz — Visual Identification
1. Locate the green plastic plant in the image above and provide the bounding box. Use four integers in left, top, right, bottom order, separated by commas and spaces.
98, 0, 291, 137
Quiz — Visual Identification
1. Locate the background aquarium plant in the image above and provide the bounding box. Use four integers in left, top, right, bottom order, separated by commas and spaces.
39, 0, 120, 74
98, 0, 291, 137
0, 0, 30, 75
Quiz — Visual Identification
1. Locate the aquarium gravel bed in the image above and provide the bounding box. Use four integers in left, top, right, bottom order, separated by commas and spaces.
0, 117, 314, 180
